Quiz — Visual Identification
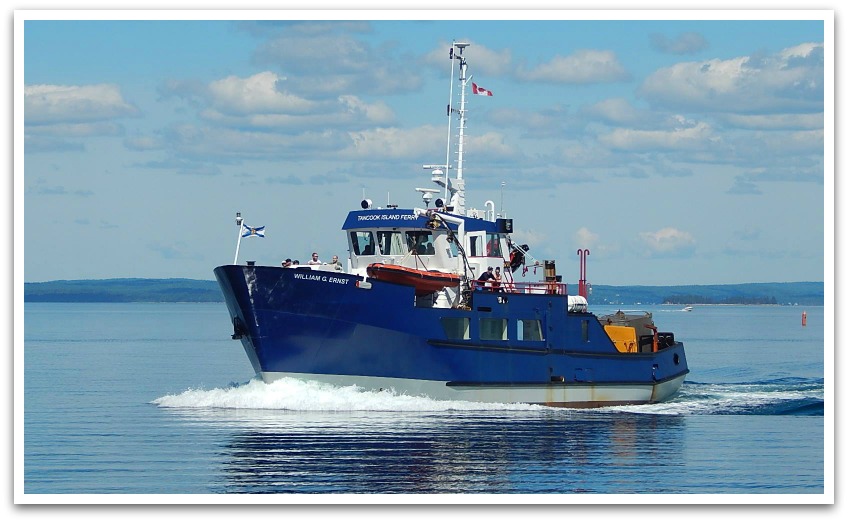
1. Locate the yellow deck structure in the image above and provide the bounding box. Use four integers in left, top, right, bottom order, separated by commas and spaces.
604, 325, 638, 353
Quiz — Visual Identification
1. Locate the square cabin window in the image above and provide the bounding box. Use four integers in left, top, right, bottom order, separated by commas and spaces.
406, 231, 435, 255
377, 231, 406, 256
480, 318, 508, 341
518, 319, 544, 341
441, 317, 470, 340
350, 231, 375, 256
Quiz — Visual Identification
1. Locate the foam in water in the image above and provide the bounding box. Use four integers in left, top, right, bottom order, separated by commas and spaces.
152, 377, 824, 416
603, 380, 824, 415
152, 377, 544, 412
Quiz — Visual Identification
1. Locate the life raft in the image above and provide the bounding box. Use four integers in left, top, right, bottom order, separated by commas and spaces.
366, 263, 461, 296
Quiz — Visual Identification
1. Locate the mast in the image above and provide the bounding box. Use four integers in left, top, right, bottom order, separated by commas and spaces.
442, 41, 457, 205
425, 41, 471, 216
451, 42, 469, 215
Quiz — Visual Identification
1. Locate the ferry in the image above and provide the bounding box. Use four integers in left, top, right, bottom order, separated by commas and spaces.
214, 42, 688, 407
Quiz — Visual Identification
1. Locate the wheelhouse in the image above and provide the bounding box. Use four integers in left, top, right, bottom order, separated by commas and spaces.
341, 208, 512, 281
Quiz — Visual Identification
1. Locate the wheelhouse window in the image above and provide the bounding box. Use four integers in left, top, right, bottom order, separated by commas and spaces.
377, 231, 406, 256
480, 318, 507, 341
469, 234, 483, 257
350, 231, 375, 256
406, 231, 435, 255
469, 233, 501, 257
486, 234, 502, 257
447, 236, 458, 258
518, 319, 544, 341
441, 317, 470, 340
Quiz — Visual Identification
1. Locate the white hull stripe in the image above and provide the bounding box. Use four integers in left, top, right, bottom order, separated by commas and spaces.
260, 372, 687, 408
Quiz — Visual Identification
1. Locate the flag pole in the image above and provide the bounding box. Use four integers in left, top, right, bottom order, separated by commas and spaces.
233, 212, 243, 265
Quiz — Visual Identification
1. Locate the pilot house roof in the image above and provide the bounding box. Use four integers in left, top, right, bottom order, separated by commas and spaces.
341, 209, 499, 233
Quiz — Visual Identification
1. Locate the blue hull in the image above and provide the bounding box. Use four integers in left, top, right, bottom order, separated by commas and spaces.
214, 264, 689, 407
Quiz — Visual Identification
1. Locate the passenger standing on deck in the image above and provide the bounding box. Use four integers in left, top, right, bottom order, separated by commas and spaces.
308, 252, 322, 265
478, 266, 495, 291
328, 255, 343, 271
493, 266, 502, 291
282, 258, 293, 268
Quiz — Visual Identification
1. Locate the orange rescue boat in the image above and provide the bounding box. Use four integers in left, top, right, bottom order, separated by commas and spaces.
366, 263, 461, 296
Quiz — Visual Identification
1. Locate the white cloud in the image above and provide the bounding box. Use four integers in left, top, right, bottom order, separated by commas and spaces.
344, 125, 443, 159
25, 83, 138, 125
780, 42, 822, 62
574, 227, 599, 250
570, 227, 621, 258
716, 128, 824, 167
487, 105, 570, 138
337, 95, 394, 125
465, 132, 516, 160
510, 229, 547, 250
639, 227, 696, 257
424, 41, 514, 78
24, 84, 136, 151
558, 141, 615, 169
599, 121, 715, 152
639, 42, 823, 113
207, 72, 317, 115
197, 76, 396, 131
757, 129, 824, 155
254, 29, 423, 96
520, 50, 630, 84
581, 98, 645, 126
343, 125, 513, 165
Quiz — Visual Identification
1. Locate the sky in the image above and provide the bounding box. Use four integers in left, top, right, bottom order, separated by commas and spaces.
16, 8, 833, 286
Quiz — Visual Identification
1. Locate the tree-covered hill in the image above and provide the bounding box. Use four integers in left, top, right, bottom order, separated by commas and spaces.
23, 278, 824, 305
587, 281, 823, 306
24, 278, 222, 303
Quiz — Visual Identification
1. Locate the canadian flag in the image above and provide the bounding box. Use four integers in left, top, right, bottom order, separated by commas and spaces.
472, 82, 493, 96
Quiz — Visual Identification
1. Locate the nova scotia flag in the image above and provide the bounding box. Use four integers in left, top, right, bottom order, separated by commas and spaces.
241, 224, 265, 238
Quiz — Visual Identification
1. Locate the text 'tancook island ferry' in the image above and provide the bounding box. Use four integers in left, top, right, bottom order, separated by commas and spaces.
214, 43, 689, 407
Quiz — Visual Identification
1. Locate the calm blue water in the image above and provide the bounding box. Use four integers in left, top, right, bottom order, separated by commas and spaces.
22, 302, 827, 497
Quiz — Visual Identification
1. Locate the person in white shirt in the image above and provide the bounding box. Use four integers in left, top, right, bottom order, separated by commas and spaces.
307, 252, 322, 265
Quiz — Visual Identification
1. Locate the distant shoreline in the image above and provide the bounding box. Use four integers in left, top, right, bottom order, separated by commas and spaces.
22, 278, 825, 306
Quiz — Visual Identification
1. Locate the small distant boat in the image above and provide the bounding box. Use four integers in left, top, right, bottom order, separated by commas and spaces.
367, 263, 461, 296
682, 306, 693, 312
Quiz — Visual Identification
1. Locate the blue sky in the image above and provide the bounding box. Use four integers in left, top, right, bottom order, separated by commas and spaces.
17, 9, 832, 286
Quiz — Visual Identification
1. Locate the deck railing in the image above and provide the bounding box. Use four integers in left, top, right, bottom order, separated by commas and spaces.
471, 280, 567, 295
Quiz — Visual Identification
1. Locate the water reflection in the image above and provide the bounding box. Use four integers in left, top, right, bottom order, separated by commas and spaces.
161, 408, 686, 494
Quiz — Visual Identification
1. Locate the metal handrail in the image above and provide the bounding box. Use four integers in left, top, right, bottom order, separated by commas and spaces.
471, 280, 567, 295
